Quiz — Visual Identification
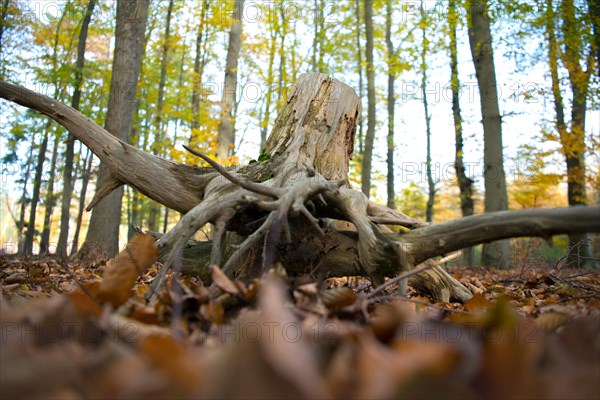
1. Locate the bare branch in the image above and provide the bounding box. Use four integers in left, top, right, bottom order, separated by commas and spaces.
183, 145, 281, 198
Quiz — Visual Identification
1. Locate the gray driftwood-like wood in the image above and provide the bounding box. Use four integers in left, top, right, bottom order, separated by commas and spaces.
1, 73, 599, 303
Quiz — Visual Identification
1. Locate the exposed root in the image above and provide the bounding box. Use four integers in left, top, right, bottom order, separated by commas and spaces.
184, 145, 281, 198
146, 192, 250, 302
328, 189, 404, 286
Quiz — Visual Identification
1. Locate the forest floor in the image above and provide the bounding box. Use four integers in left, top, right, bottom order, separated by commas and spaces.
1, 244, 599, 399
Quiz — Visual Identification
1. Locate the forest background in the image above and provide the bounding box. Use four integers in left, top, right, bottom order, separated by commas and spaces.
0, 0, 598, 264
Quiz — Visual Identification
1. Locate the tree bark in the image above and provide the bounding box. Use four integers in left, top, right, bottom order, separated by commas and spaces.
79, 0, 150, 258
72, 148, 93, 254
467, 0, 510, 268
39, 132, 60, 254
216, 0, 245, 159
385, 0, 396, 210
0, 0, 9, 59
559, 0, 596, 267
148, 0, 175, 234
421, 2, 435, 223
589, 0, 600, 77
23, 127, 49, 255
57, 0, 97, 258
546, 0, 596, 268
17, 134, 35, 254
449, 0, 474, 265
361, 0, 376, 198
260, 21, 277, 151
190, 0, 209, 139
355, 0, 364, 154
277, 1, 287, 107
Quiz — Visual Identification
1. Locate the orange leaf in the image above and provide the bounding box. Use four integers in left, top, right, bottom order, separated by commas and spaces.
96, 233, 157, 307
464, 292, 491, 312
66, 281, 102, 316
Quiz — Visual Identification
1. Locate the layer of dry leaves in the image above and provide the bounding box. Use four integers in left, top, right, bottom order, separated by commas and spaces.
1, 234, 599, 399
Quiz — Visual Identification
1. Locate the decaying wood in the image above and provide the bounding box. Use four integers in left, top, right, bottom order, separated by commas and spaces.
1, 74, 599, 304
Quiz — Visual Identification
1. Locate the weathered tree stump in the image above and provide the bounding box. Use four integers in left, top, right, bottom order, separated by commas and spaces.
1, 73, 599, 304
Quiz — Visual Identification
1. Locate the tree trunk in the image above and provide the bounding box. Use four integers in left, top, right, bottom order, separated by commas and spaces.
361, 0, 376, 198
72, 148, 93, 255
57, 0, 97, 259
421, 2, 435, 223
385, 0, 396, 210
355, 0, 364, 154
23, 127, 49, 255
312, 0, 326, 72
39, 132, 60, 254
17, 134, 36, 254
277, 1, 287, 107
546, 0, 596, 268
589, 0, 600, 77
147, 0, 174, 236
3, 74, 600, 305
449, 0, 474, 266
467, 0, 510, 268
191, 0, 209, 139
261, 23, 277, 151
0, 0, 9, 60
79, 0, 150, 259
216, 0, 245, 159
560, 0, 596, 268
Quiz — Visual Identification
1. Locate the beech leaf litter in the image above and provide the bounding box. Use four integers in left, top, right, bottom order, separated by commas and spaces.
1, 235, 599, 399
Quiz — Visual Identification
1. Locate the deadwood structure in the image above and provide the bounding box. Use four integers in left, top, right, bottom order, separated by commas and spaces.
1, 74, 599, 303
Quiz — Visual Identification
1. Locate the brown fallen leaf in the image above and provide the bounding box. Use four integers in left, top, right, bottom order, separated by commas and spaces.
139, 334, 201, 392
464, 292, 491, 312
535, 311, 571, 332
96, 233, 158, 307
321, 287, 357, 310
210, 264, 240, 296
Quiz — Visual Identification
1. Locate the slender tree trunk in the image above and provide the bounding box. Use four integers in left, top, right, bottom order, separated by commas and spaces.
17, 134, 35, 253
173, 46, 186, 140
310, 0, 326, 73
79, 0, 150, 258
449, 0, 474, 266
148, 0, 175, 234
277, 1, 286, 106
23, 4, 68, 255
589, 0, 600, 76
23, 127, 50, 255
152, 0, 174, 157
39, 132, 60, 254
385, 0, 395, 209
467, 0, 509, 268
72, 148, 93, 255
312, 0, 318, 70
129, 189, 139, 239
261, 26, 277, 151
190, 0, 209, 139
0, 0, 9, 60
317, 0, 325, 71
558, 0, 596, 267
355, 0, 364, 154
290, 20, 298, 82
421, 2, 435, 222
216, 0, 245, 159
361, 0, 376, 198
163, 208, 169, 233
57, 0, 97, 258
